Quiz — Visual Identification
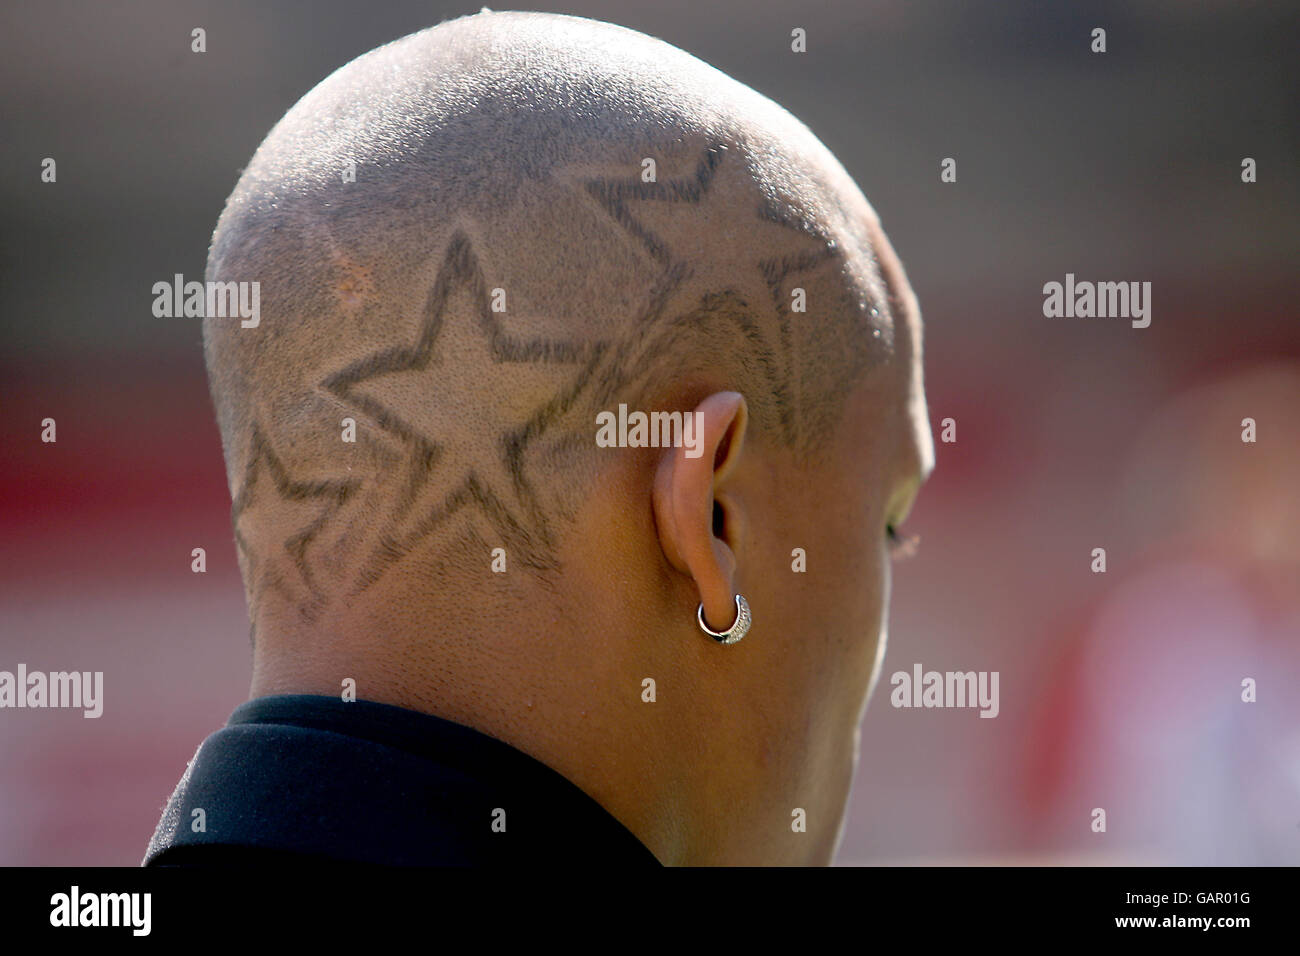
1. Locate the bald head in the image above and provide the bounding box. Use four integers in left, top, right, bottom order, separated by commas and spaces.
207, 11, 898, 622
207, 12, 929, 864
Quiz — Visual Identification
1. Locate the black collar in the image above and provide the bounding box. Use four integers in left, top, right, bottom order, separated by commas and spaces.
145, 694, 661, 866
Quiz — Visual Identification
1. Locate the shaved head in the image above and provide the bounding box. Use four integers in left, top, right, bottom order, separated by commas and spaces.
205, 11, 930, 864
208, 11, 895, 623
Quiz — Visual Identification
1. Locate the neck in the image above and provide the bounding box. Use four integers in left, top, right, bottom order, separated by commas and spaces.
246, 585, 822, 865
248, 620, 704, 863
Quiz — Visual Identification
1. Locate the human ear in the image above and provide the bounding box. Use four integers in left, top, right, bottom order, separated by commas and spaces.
651, 391, 749, 631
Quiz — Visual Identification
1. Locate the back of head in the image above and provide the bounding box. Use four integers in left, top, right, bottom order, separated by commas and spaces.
202, 10, 933, 867
205, 10, 893, 647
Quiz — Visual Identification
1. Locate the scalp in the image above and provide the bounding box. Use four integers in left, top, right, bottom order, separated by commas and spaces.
203, 11, 901, 628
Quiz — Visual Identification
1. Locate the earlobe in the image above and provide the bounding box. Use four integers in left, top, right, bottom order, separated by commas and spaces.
651, 391, 749, 633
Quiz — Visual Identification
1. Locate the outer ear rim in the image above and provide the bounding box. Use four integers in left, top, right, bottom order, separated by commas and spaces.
711, 393, 748, 485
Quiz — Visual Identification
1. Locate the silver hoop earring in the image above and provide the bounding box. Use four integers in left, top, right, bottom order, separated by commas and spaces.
697, 594, 751, 645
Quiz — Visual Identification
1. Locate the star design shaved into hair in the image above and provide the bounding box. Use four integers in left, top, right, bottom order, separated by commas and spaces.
579, 144, 841, 447
322, 231, 606, 591
221, 154, 885, 611
232, 424, 361, 621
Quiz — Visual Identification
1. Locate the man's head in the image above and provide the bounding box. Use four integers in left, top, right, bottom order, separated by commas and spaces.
205, 11, 932, 864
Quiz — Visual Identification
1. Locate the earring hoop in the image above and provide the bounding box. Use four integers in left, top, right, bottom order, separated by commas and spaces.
697, 594, 751, 645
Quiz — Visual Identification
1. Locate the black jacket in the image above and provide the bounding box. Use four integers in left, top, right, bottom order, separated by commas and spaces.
144, 694, 660, 866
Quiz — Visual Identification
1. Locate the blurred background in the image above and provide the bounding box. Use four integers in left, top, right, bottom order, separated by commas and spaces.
1, 0, 1296, 865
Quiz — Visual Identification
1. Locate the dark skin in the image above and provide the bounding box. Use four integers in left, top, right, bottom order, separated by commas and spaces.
249, 213, 933, 865
224, 11, 934, 866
